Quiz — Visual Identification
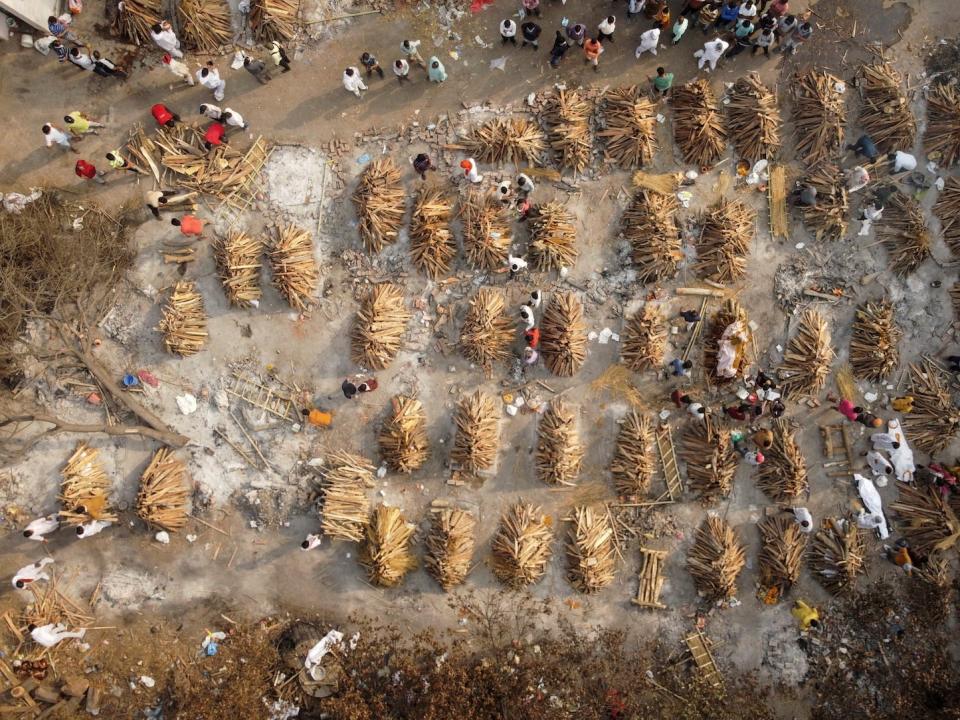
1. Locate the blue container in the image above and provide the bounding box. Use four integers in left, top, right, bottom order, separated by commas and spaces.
122, 374, 139, 388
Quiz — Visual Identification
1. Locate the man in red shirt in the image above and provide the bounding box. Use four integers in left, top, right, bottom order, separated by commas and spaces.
171, 215, 205, 237
524, 327, 540, 349
203, 122, 227, 150
151, 103, 179, 128
75, 159, 106, 184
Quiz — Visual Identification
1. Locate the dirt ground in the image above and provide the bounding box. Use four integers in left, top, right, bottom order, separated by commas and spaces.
2, 0, 960, 717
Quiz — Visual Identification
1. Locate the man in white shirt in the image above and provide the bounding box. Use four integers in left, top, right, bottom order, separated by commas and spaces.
393, 59, 411, 84
889, 151, 917, 173
162, 53, 194, 86
598, 15, 617, 43
516, 173, 535, 197
342, 67, 367, 97
197, 64, 226, 102
23, 514, 61, 541
635, 28, 660, 57
29, 623, 85, 648
12, 558, 54, 589
222, 109, 247, 130
76, 520, 111, 538
792, 507, 814, 533
42, 124, 76, 153
150, 21, 183, 59
401, 39, 426, 68
695, 39, 729, 71
199, 103, 223, 120
301, 533, 322, 550
500, 19, 517, 45
68, 47, 94, 71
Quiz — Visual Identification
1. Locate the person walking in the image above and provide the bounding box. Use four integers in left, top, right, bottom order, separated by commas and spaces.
301, 534, 323, 550
150, 21, 182, 59
222, 108, 247, 131
12, 558, 54, 589
401, 39, 426, 68
598, 15, 617, 43
549, 30, 570, 68
521, 21, 542, 49
360, 52, 385, 79
393, 59, 411, 83
144, 189, 178, 219
23, 514, 61, 541
428, 57, 447, 82
148, 105, 180, 133
105, 149, 145, 175
197, 62, 226, 102
635, 27, 661, 57
460, 157, 483, 183
501, 19, 518, 45
243, 55, 272, 84
171, 214, 206, 237
342, 67, 367, 97
64, 111, 104, 137
162, 53, 194, 85
413, 153, 435, 180
75, 159, 106, 184
583, 37, 603, 71
42, 123, 77, 153
267, 40, 292, 73
29, 623, 86, 648
792, 507, 814, 532
694, 38, 728, 71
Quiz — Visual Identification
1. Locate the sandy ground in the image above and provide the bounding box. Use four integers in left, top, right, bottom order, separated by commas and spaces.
2, 0, 960, 715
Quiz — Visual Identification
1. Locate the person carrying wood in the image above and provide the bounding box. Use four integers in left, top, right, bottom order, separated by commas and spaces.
243, 56, 272, 84
171, 214, 205, 237
105, 149, 145, 175
162, 53, 194, 85
150, 20, 182, 59
144, 189, 178, 220
791, 599, 821, 629
342, 67, 367, 97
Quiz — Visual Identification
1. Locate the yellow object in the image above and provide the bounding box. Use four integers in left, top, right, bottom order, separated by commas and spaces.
502, 393, 514, 404
67, 111, 90, 135
891, 396, 914, 413
791, 599, 820, 630
307, 409, 333, 427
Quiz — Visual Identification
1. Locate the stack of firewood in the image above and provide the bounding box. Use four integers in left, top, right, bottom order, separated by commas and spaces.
858, 62, 916, 152
379, 395, 429, 474
541, 89, 593, 172
250, 0, 301, 43
934, 178, 960, 254
621, 305, 666, 372
878, 192, 931, 277
924, 84, 960, 166
622, 190, 682, 283
694, 199, 756, 282
566, 506, 616, 593
353, 158, 406, 253
809, 518, 866, 594
214, 231, 263, 308
351, 283, 410, 369
409, 186, 455, 278
757, 515, 807, 596
451, 391, 500, 475
680, 421, 736, 501
903, 361, 960, 454
891, 482, 960, 555
269, 224, 318, 312
953, 283, 960, 323
159, 281, 208, 356
687, 517, 745, 600
136, 448, 189, 532
756, 420, 809, 501
800, 163, 849, 241
598, 87, 657, 168
320, 450, 375, 542
793, 70, 846, 166
536, 401, 584, 487
610, 411, 655, 500
727, 74, 782, 163
360, 505, 417, 587
529, 201, 578, 272
703, 299, 751, 381
850, 301, 901, 381
178, 0, 232, 53
458, 288, 514, 370
541, 292, 587, 377
462, 117, 546, 165
113, 0, 161, 45
459, 190, 512, 270
777, 309, 834, 399
671, 79, 727, 168
425, 509, 476, 590
59, 444, 117, 526
491, 502, 553, 589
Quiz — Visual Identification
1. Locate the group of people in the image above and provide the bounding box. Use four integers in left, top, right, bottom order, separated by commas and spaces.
343, 40, 448, 96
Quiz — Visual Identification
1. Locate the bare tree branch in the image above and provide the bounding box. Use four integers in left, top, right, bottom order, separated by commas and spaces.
0, 414, 189, 447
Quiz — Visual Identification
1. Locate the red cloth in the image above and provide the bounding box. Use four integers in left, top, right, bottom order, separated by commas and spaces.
151, 103, 174, 126
204, 122, 226, 146
178, 215, 204, 236
524, 328, 540, 348
468, 0, 494, 12
836, 398, 858, 422
75, 160, 96, 179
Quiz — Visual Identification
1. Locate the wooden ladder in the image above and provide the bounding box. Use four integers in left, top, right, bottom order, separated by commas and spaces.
226, 373, 298, 423
632, 547, 668, 610
656, 425, 683, 502
684, 630, 723, 688
820, 424, 856, 477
